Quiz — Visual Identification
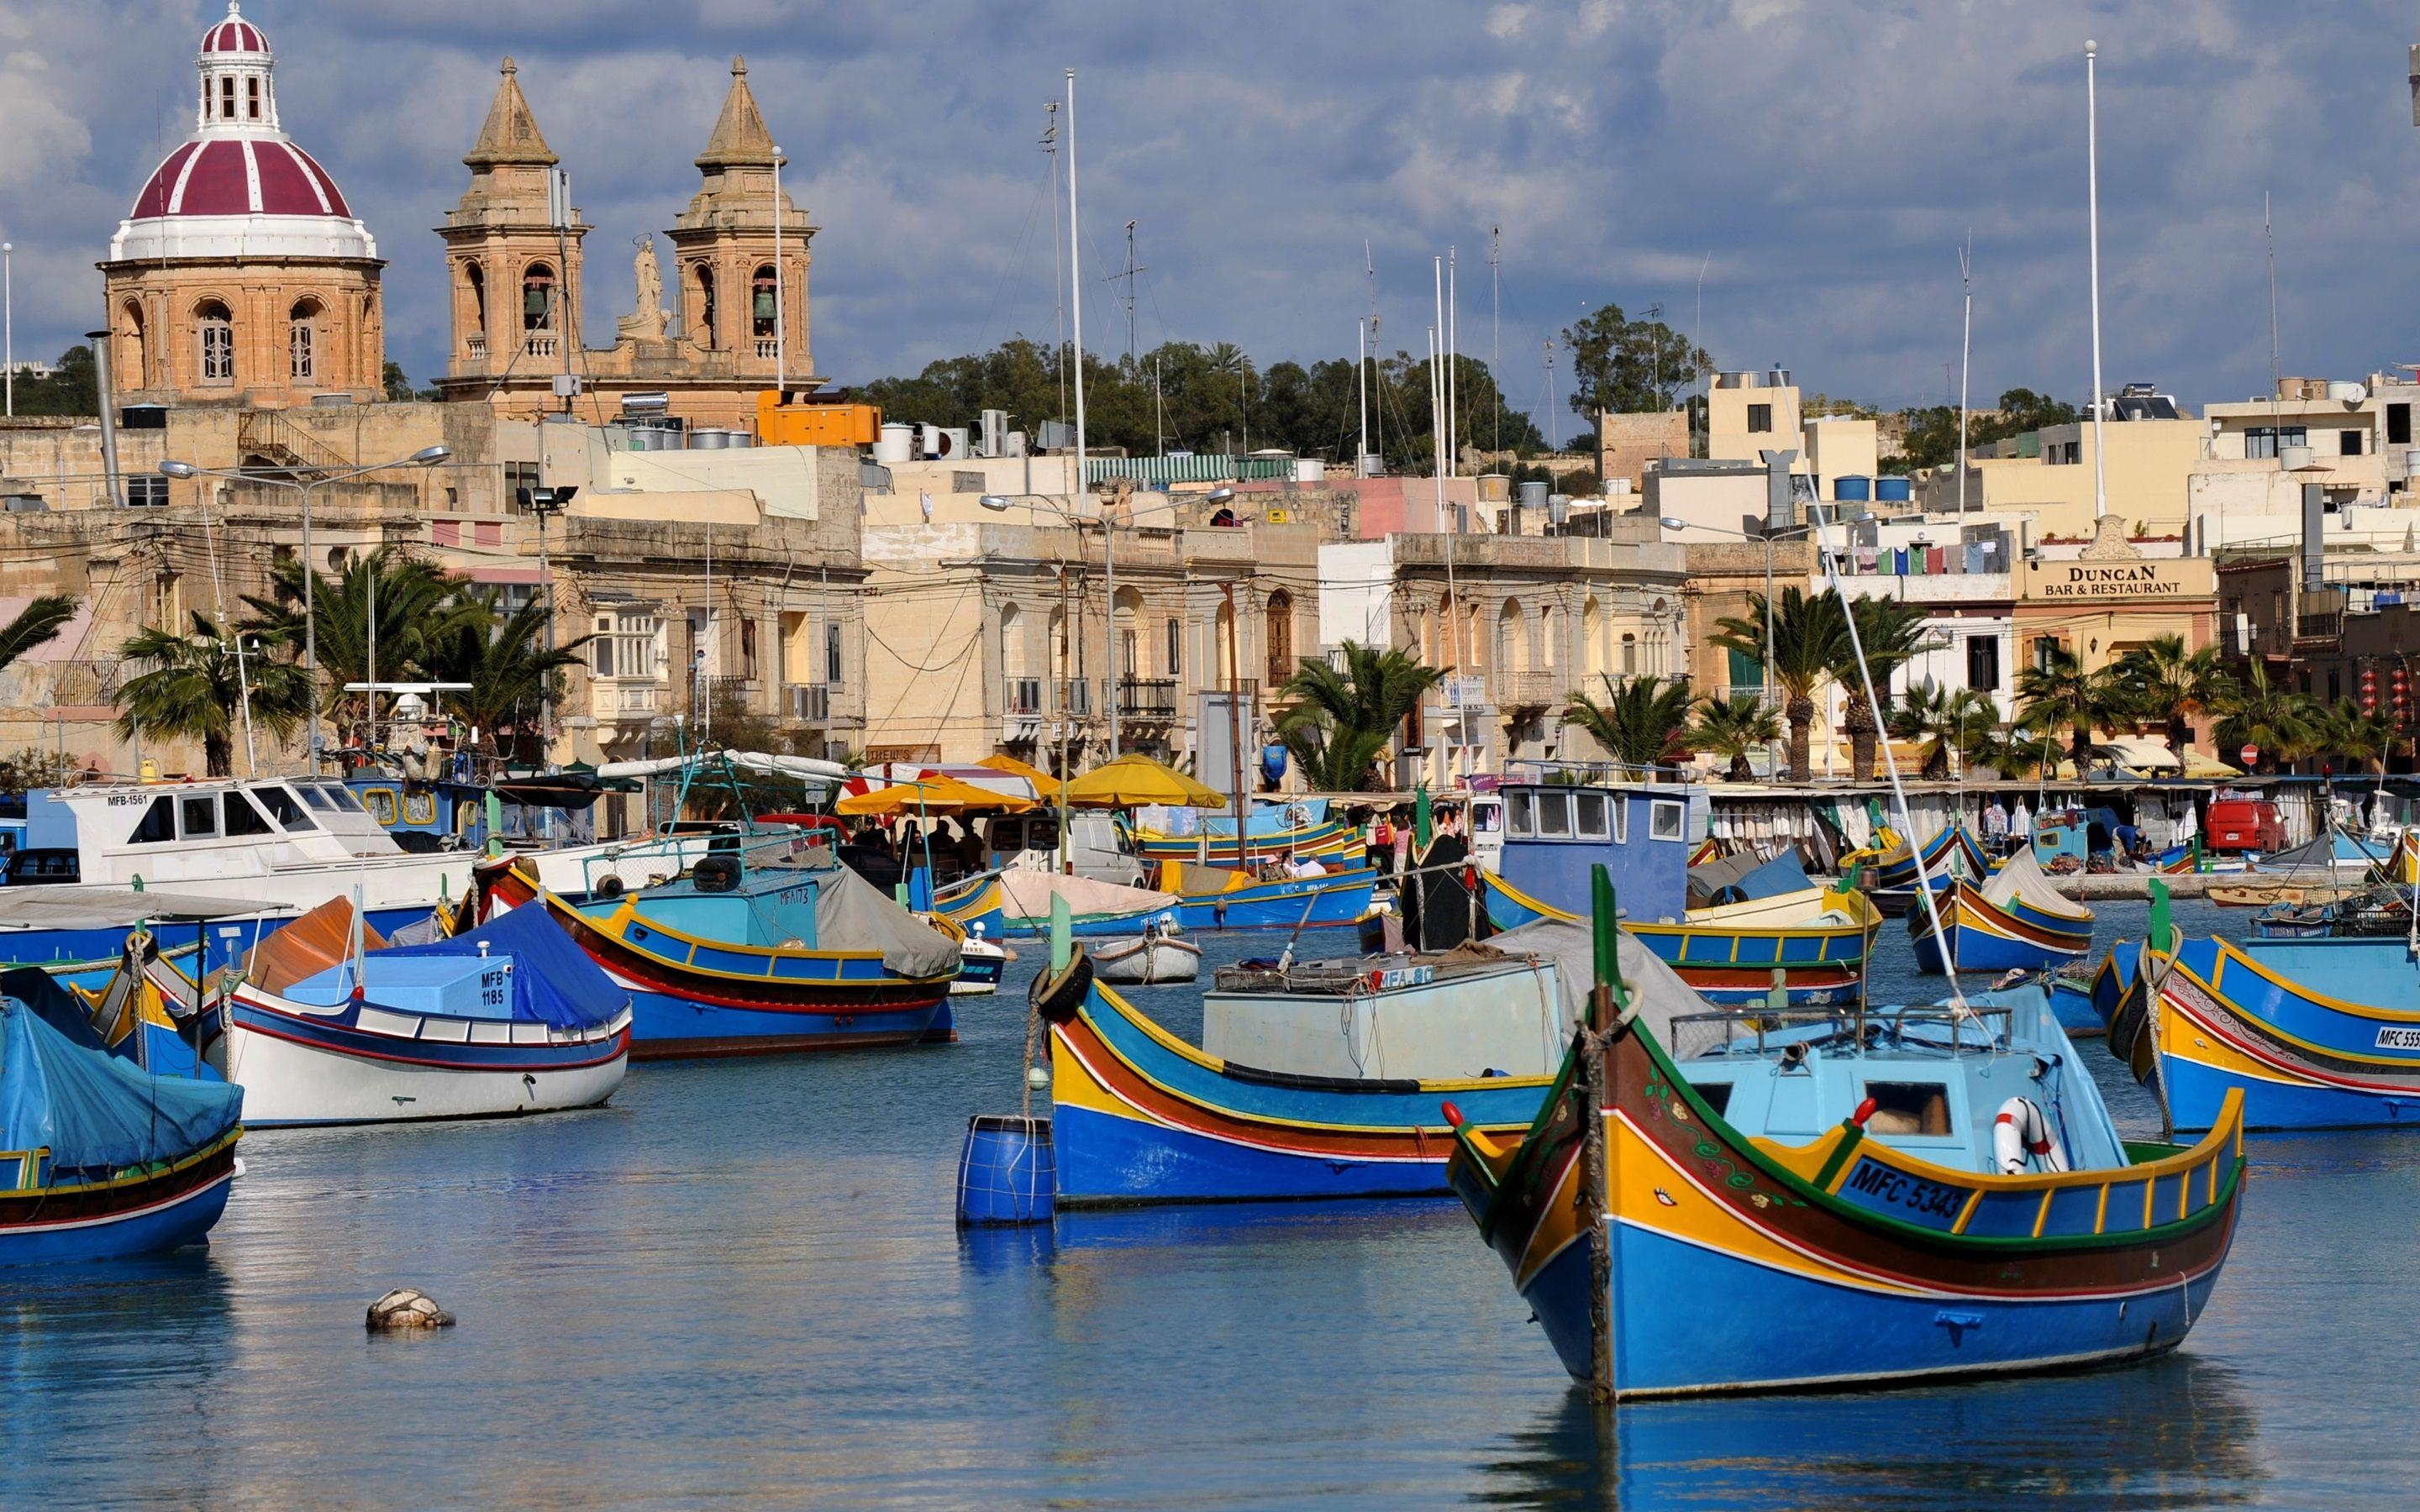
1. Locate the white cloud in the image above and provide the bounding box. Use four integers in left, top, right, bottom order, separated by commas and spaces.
1487, 5, 1533, 39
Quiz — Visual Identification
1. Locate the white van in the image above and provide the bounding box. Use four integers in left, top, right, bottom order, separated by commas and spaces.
986, 811, 1146, 889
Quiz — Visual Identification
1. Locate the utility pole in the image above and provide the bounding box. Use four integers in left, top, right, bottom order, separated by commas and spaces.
1489, 227, 1502, 458
1356, 318, 1370, 477
1445, 245, 1458, 479
1957, 234, 1973, 517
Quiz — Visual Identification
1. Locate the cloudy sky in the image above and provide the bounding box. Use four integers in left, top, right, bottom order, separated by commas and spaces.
3, 1, 2416, 428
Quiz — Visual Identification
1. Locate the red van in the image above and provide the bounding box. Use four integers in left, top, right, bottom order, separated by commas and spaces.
2203, 796, 2283, 853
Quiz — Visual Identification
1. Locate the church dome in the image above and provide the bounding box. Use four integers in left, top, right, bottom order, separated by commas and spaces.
106, 3, 377, 265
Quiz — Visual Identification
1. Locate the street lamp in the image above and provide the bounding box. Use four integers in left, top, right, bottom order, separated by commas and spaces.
1663, 515, 1816, 774
160, 444, 452, 765
982, 483, 1235, 757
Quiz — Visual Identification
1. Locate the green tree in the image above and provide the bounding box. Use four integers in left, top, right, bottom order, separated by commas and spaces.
420, 590, 596, 764
2211, 661, 2318, 775
2016, 646, 2133, 766
8, 345, 99, 417
1710, 588, 1843, 784
0, 594, 76, 672
1560, 305, 1708, 418
1836, 597, 1933, 781
1560, 673, 1695, 773
2315, 698, 2396, 777
1688, 693, 1780, 781
1274, 641, 1444, 792
1888, 386, 2084, 471
2111, 634, 2232, 766
113, 613, 312, 776
243, 549, 466, 732
1887, 681, 1998, 780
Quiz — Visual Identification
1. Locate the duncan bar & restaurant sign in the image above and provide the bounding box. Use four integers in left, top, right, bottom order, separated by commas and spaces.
2019, 558, 2212, 601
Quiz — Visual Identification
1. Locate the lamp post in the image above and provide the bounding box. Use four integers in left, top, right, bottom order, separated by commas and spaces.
160, 444, 451, 767
1662, 516, 1814, 774
983, 484, 1235, 758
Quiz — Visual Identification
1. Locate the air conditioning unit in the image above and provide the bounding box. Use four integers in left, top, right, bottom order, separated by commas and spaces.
979, 409, 1009, 458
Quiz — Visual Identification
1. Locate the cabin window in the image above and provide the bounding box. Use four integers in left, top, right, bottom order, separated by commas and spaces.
1862, 1081, 1953, 1137
1612, 798, 1629, 844
130, 795, 178, 844
1691, 1081, 1733, 1117
364, 788, 398, 826
1574, 791, 1609, 839
1507, 790, 1534, 837
223, 792, 274, 837
1537, 793, 1572, 838
319, 782, 366, 813
406, 790, 438, 826
1649, 799, 1685, 843
180, 795, 218, 839
295, 785, 334, 811
250, 785, 316, 831
1470, 801, 1501, 835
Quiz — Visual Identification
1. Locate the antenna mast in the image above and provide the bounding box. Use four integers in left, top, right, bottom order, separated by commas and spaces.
1958, 232, 1973, 517
1490, 227, 1502, 457
1043, 102, 1065, 428
2086, 39, 2107, 522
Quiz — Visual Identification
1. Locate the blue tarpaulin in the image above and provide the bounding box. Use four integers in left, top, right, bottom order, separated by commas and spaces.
380, 903, 623, 1031
0, 995, 241, 1173
1731, 852, 1815, 901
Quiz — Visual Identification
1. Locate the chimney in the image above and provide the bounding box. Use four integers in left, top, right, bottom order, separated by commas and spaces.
87, 329, 124, 509
1760, 448, 1799, 533
2302, 480, 2325, 594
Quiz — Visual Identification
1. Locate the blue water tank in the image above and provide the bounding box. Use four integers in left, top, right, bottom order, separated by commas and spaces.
1876, 475, 1912, 502
1834, 475, 1873, 501
957, 1115, 1055, 1226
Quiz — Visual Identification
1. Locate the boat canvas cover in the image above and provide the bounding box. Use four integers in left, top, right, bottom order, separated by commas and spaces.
2260, 834, 2386, 874
1487, 917, 1718, 1049
1160, 861, 1252, 898
0, 994, 240, 1172
383, 902, 624, 1030
998, 869, 1178, 924
1686, 851, 1765, 906
803, 858, 964, 979
0, 885, 289, 930
1730, 853, 1813, 902
246, 896, 390, 995
1981, 847, 2091, 921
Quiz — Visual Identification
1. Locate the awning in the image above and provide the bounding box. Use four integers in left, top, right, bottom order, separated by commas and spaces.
0, 886, 301, 932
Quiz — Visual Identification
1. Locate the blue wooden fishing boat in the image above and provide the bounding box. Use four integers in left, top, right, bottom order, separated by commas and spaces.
997, 870, 1184, 939
1445, 882, 2245, 1399
1854, 823, 1965, 890
1130, 798, 1360, 866
1909, 848, 2095, 974
0, 980, 243, 1265
933, 872, 1006, 940
474, 849, 960, 1058
2107, 916, 2420, 1131
1165, 866, 1378, 932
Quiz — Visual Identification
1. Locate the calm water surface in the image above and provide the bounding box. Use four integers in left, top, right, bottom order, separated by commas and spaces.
5, 899, 2416, 1508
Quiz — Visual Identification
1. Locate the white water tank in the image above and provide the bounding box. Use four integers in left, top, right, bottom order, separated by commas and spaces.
874, 423, 913, 463
2328, 380, 2369, 403
1294, 457, 1325, 483
2279, 444, 2314, 471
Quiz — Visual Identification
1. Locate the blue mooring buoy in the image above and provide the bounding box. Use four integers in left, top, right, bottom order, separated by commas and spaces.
956, 1114, 1055, 1226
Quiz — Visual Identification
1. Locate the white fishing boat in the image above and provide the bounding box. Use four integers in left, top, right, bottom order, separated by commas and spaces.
1091, 922, 1201, 984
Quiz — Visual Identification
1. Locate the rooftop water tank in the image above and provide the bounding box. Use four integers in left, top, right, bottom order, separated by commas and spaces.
1294, 457, 1325, 484
874, 423, 914, 464
2328, 381, 2369, 403
1518, 480, 1549, 509
623, 422, 681, 452
690, 428, 733, 450
1834, 475, 1873, 501
1875, 476, 1912, 502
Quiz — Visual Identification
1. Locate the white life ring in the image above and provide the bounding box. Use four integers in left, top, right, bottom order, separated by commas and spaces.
1992, 1096, 2068, 1174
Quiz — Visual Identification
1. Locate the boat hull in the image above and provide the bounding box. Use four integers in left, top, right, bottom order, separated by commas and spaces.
1910, 883, 2092, 974
1674, 961, 1864, 1009
219, 998, 630, 1126
1172, 869, 1377, 932
1092, 937, 1200, 984
0, 1133, 239, 1266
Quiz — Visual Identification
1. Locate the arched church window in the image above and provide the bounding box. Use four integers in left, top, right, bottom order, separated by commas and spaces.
196, 301, 234, 383
752, 265, 777, 339
289, 299, 319, 381
466, 262, 487, 339
219, 76, 235, 122
247, 76, 261, 120
696, 266, 718, 349
521, 265, 556, 331
120, 302, 147, 389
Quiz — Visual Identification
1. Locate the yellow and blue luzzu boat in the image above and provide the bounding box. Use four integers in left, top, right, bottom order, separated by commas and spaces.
933, 872, 1006, 941
1129, 799, 1362, 866
1909, 848, 2094, 974
2107, 923, 2420, 1131
1446, 941, 2246, 1398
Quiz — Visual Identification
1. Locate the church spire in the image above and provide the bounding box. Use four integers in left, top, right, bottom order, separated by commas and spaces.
466, 56, 555, 167
695, 55, 782, 170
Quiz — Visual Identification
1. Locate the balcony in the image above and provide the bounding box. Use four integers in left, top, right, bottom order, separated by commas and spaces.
1005, 677, 1045, 716
786, 683, 834, 722
2296, 611, 2345, 643
1496, 669, 1567, 711
590, 678, 661, 720
1059, 678, 1093, 718
523, 333, 559, 360
1117, 677, 1179, 720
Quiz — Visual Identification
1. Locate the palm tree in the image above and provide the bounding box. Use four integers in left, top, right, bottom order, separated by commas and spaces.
1887, 681, 1997, 780
2211, 660, 2318, 776
114, 613, 313, 775
421, 591, 597, 765
243, 549, 466, 729
2316, 698, 2396, 776
0, 594, 76, 673
1561, 673, 1695, 774
1969, 720, 2065, 780
2112, 635, 2231, 766
1710, 588, 1842, 784
1836, 597, 1932, 780
1688, 693, 1780, 781
1274, 641, 1444, 792
2015, 646, 2131, 766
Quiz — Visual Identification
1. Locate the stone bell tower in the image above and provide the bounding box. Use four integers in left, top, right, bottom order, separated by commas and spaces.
666, 57, 815, 390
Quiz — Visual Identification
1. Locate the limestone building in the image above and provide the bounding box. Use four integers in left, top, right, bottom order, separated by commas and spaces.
101, 4, 386, 408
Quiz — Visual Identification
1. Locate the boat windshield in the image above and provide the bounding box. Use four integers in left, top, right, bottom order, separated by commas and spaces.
295, 784, 334, 812
248, 784, 318, 832
314, 782, 366, 813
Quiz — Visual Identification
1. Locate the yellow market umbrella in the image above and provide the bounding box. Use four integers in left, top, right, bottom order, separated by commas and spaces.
834, 774, 1036, 818
976, 752, 1061, 801
1062, 753, 1228, 810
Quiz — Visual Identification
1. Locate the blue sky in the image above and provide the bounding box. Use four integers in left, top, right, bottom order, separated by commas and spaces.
4, 1, 2417, 428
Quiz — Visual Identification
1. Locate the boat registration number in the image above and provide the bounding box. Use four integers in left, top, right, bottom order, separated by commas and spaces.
1842, 1158, 1966, 1223
2376, 1027, 2420, 1050
1365, 966, 1435, 992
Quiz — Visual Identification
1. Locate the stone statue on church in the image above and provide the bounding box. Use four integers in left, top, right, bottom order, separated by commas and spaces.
617, 236, 670, 342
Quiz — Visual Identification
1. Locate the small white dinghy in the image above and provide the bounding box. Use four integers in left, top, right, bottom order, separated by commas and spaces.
1092, 919, 1201, 985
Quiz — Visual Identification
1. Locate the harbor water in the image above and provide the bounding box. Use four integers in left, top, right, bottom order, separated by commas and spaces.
8, 900, 2417, 1507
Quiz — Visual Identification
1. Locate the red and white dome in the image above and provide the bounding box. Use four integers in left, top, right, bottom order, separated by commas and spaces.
200, 3, 268, 55
106, 3, 376, 264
